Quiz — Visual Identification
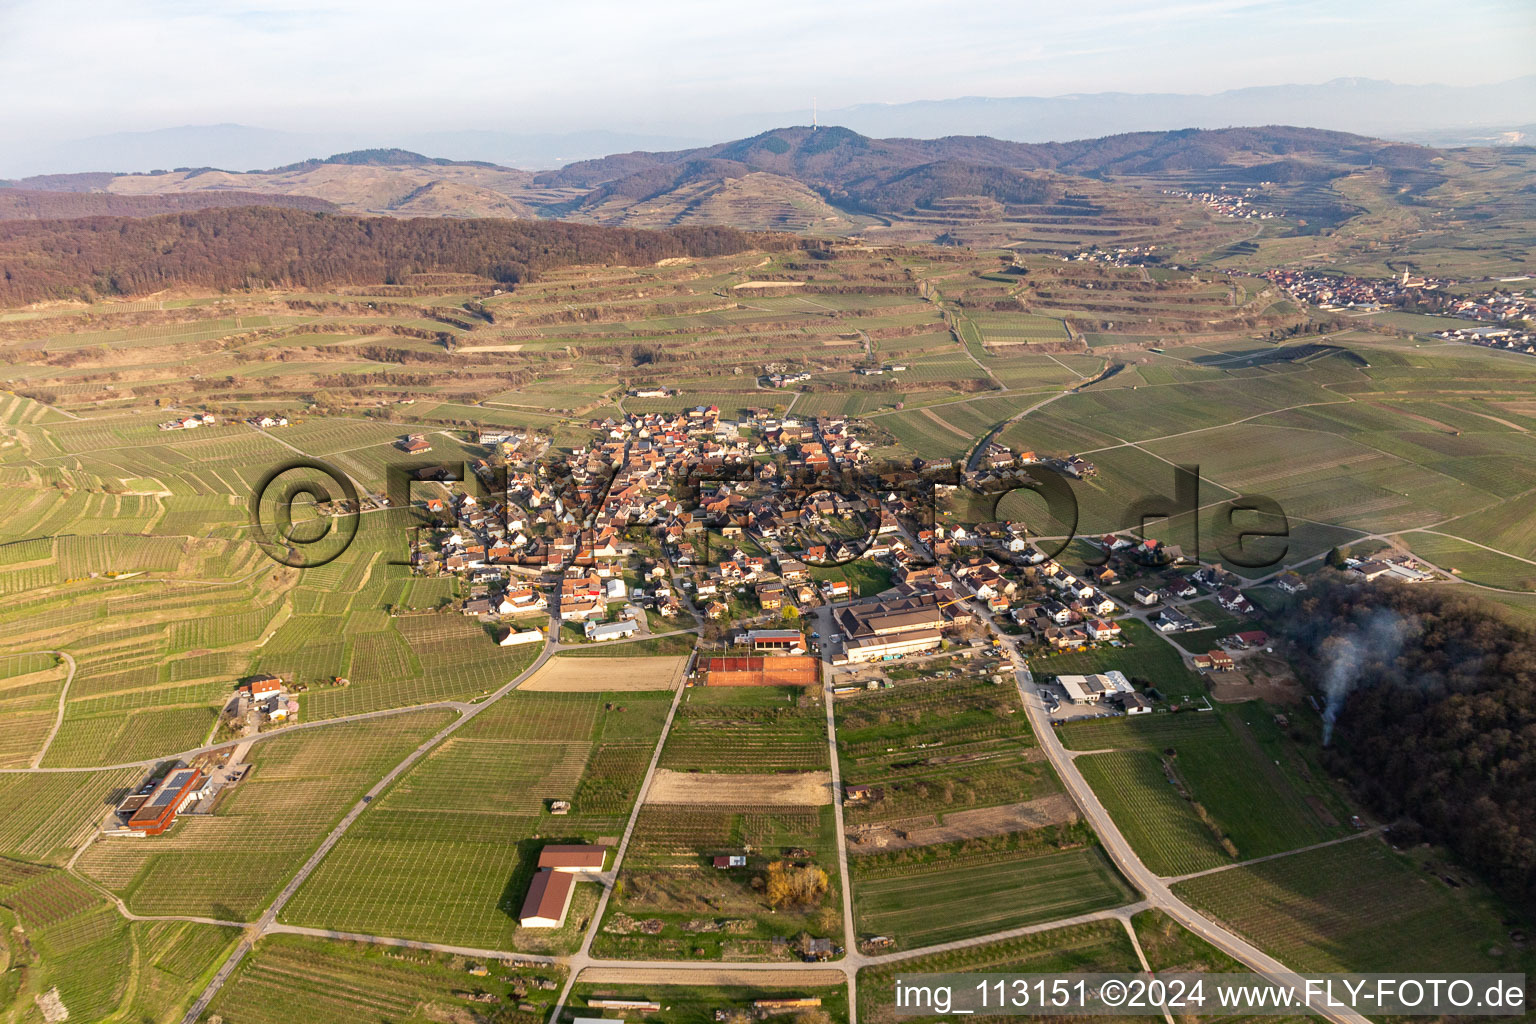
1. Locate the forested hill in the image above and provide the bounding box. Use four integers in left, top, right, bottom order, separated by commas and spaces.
0, 207, 782, 305
1284, 578, 1536, 916
0, 188, 337, 221
536, 124, 1438, 189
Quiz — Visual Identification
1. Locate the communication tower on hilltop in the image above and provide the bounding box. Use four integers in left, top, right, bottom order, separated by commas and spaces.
812, 97, 818, 131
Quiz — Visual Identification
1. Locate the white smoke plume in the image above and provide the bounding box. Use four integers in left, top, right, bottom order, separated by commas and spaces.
1319, 609, 1416, 745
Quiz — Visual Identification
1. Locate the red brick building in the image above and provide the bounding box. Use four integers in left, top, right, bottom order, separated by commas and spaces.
127, 768, 204, 835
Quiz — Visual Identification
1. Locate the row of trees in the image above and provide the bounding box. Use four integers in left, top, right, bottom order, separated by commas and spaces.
0, 207, 785, 305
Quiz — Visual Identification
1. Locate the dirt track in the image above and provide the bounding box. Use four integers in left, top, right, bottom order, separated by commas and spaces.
848, 794, 1077, 851
646, 768, 832, 805
520, 655, 687, 691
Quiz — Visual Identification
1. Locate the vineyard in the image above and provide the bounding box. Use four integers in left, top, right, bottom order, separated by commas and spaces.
1173, 839, 1528, 975
207, 931, 565, 1024
1063, 707, 1346, 871
0, 863, 239, 1024
76, 710, 456, 920
852, 839, 1134, 948
660, 686, 828, 773
856, 918, 1142, 1024
281, 691, 670, 950
835, 673, 1060, 825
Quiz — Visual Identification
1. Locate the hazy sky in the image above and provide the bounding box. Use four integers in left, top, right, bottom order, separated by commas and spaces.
2, 0, 1533, 142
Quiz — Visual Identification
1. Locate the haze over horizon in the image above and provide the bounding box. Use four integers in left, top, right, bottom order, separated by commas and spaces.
3, 0, 1534, 178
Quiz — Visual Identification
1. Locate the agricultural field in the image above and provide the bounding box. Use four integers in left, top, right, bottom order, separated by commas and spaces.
1060, 707, 1350, 876
660, 685, 828, 774
204, 932, 567, 1024
836, 669, 1062, 829
522, 653, 688, 691
0, 862, 240, 1024
76, 710, 457, 920
855, 918, 1145, 1024
0, 220, 1532, 1024
596, 802, 844, 961
280, 690, 672, 951
848, 826, 1134, 949
1173, 838, 1531, 975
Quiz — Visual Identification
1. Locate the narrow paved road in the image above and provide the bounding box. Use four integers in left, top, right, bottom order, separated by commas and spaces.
819, 633, 859, 1019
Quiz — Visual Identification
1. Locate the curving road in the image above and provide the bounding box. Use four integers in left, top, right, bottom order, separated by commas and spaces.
27, 650, 75, 768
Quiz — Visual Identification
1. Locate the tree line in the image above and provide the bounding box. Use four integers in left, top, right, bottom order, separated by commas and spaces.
0, 207, 790, 305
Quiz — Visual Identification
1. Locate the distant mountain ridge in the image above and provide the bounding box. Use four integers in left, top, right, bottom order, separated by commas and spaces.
537, 124, 1439, 217
0, 189, 336, 221
265, 149, 508, 173
8, 76, 1531, 180
790, 76, 1536, 148
0, 123, 1454, 229
542, 124, 1437, 187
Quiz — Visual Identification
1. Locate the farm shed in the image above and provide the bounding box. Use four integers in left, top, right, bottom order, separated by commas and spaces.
519, 868, 575, 928
538, 844, 607, 872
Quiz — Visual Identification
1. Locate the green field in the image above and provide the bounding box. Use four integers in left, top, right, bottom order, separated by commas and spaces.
77, 710, 457, 920
1062, 708, 1348, 874
836, 669, 1061, 826
1174, 838, 1529, 974
281, 690, 670, 951
0, 863, 240, 1024
851, 840, 1133, 948
0, 230, 1533, 1019
1029, 618, 1202, 697
856, 918, 1143, 1024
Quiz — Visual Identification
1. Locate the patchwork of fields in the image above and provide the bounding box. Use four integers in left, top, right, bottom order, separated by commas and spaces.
0, 236, 1531, 1022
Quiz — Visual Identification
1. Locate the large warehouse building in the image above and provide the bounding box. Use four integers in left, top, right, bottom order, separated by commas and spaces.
1058, 670, 1134, 704
124, 767, 205, 835
518, 868, 575, 928
834, 593, 946, 664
